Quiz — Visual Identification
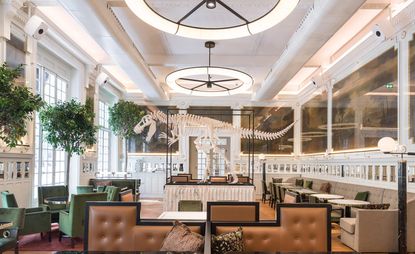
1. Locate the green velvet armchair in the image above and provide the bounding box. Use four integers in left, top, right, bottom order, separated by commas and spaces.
0, 208, 25, 254
104, 186, 121, 201
1, 191, 51, 241
59, 193, 107, 247
38, 185, 68, 223
76, 185, 94, 194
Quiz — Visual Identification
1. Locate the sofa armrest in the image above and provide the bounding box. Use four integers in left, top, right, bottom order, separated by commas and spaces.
26, 207, 44, 213
355, 209, 398, 252
59, 210, 71, 235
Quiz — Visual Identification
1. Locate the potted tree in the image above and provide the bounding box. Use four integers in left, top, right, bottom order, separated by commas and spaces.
109, 100, 146, 172
39, 99, 97, 185
0, 63, 43, 147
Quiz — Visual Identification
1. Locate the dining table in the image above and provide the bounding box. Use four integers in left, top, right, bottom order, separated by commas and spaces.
44, 196, 69, 205
157, 211, 207, 221
328, 199, 370, 217
310, 193, 344, 202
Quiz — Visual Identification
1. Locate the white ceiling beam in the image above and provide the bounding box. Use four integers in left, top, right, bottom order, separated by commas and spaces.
254, 0, 366, 101
144, 54, 277, 68
58, 0, 167, 100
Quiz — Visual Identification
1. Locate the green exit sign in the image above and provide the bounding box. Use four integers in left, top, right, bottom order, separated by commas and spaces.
385, 82, 394, 89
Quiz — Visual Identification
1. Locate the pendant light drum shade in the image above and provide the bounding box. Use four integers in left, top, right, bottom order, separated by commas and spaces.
125, 0, 299, 40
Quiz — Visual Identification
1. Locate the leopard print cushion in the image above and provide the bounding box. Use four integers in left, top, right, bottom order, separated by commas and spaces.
360, 203, 390, 210
160, 221, 204, 252
212, 227, 245, 254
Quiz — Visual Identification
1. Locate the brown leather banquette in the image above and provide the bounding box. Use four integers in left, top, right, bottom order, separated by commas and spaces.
207, 201, 259, 222
84, 202, 205, 252
210, 203, 331, 252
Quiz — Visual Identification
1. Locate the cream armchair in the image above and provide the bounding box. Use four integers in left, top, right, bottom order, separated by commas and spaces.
340, 199, 415, 252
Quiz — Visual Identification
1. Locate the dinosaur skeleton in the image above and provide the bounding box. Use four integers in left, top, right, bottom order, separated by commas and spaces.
133, 110, 295, 148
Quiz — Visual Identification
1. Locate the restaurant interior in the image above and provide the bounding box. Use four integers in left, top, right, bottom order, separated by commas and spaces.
1, 0, 415, 253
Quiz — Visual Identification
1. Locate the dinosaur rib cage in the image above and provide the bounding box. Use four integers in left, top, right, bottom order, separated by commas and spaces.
149, 111, 294, 141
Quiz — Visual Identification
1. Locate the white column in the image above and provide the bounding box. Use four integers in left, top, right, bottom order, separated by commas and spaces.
397, 31, 410, 148
293, 103, 301, 156
0, 0, 12, 62
326, 82, 333, 153
231, 106, 242, 169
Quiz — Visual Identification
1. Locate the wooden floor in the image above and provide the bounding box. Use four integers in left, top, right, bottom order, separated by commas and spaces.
7, 198, 352, 253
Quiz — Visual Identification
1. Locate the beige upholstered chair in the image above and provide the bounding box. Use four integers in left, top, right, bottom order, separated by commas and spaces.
340, 199, 415, 252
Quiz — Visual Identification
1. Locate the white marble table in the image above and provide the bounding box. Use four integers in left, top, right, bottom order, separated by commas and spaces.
292, 188, 318, 195
328, 199, 370, 217
158, 211, 207, 221
310, 194, 344, 201
163, 184, 255, 211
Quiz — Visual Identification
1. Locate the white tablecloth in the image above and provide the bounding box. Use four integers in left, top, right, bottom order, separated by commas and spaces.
163, 184, 256, 211
158, 211, 206, 220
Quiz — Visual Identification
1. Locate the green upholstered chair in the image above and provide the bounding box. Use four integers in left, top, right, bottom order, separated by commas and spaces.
355, 191, 369, 201
295, 178, 304, 187
304, 180, 313, 189
178, 200, 203, 211
104, 186, 121, 201
59, 193, 107, 246
0, 208, 25, 254
1, 191, 51, 241
96, 186, 106, 192
38, 185, 68, 222
76, 185, 94, 194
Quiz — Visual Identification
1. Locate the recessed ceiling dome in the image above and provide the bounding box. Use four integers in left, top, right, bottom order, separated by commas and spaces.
125, 0, 299, 40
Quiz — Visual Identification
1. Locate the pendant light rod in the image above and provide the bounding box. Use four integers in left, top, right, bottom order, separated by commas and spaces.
205, 41, 215, 67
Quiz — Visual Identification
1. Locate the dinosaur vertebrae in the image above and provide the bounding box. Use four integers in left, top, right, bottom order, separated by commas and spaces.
149, 111, 294, 141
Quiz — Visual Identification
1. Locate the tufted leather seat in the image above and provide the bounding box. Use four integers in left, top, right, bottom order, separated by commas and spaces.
207, 202, 259, 222
212, 203, 331, 252
85, 202, 205, 252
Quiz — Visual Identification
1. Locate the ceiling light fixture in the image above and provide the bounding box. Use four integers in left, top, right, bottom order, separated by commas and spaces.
166, 41, 253, 96
125, 0, 299, 40
206, 0, 216, 9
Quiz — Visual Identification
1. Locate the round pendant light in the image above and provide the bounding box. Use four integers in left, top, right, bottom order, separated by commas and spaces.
125, 0, 299, 40
166, 41, 253, 96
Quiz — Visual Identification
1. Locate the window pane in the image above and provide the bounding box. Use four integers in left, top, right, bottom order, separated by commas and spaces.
241, 107, 294, 154
302, 91, 328, 154
409, 34, 415, 141
332, 48, 398, 151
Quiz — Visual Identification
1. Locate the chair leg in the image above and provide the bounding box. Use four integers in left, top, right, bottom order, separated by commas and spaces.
40, 232, 43, 239
58, 231, 62, 242
48, 231, 52, 242
14, 243, 18, 254
70, 238, 75, 248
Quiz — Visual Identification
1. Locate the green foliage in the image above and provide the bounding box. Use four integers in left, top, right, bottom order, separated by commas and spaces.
109, 100, 146, 139
39, 99, 98, 156
0, 63, 44, 147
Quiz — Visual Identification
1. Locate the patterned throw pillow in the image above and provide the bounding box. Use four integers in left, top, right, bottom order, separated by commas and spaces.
319, 182, 331, 193
160, 221, 204, 252
360, 203, 390, 210
212, 227, 245, 254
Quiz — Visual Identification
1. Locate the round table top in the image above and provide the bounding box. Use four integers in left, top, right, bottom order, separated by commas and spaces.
328, 199, 370, 206
310, 194, 344, 200
45, 196, 68, 203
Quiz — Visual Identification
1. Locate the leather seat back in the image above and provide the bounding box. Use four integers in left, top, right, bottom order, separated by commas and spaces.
85, 202, 205, 252
133, 225, 202, 251
212, 204, 330, 252
207, 202, 259, 222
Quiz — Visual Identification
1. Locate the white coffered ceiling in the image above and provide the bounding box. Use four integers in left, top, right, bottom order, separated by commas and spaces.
33, 0, 397, 104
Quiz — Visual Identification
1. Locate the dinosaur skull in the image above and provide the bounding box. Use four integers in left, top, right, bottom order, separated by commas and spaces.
134, 115, 152, 134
